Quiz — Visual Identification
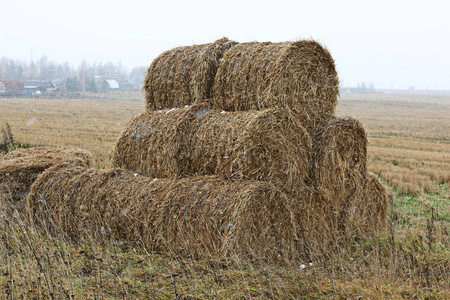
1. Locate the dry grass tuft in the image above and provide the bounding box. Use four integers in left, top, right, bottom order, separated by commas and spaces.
212, 40, 339, 131
144, 38, 237, 111
1, 122, 15, 150
113, 104, 311, 192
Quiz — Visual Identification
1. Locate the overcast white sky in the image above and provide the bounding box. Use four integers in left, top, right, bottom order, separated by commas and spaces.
1, 0, 449, 90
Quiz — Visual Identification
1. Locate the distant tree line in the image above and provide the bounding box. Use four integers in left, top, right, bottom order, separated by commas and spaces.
340, 82, 376, 94
0, 56, 146, 92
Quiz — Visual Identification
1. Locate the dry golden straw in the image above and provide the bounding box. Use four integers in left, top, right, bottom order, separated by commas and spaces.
212, 40, 339, 131
359, 173, 389, 234
113, 104, 311, 192
335, 172, 390, 237
27, 166, 302, 261
144, 38, 237, 111
0, 147, 91, 207
311, 117, 368, 233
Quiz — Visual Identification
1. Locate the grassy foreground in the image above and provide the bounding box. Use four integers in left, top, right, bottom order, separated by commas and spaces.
0, 188, 448, 299
0, 93, 449, 299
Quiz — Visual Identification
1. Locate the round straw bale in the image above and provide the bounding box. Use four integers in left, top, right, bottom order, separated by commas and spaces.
144, 38, 237, 111
189, 107, 312, 192
113, 104, 312, 192
311, 117, 368, 232
0, 147, 92, 206
26, 166, 300, 261
113, 104, 204, 178
212, 40, 339, 131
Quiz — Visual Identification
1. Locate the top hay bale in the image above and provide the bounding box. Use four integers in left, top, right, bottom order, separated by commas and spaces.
212, 40, 339, 131
144, 38, 237, 111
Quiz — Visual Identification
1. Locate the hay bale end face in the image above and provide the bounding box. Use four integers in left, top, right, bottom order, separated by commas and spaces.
212, 40, 339, 131
0, 147, 92, 205
113, 104, 312, 192
144, 38, 237, 111
311, 117, 368, 232
113, 106, 197, 179
26, 166, 300, 261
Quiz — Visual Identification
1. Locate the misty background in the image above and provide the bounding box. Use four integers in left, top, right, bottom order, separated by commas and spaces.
1, 0, 449, 92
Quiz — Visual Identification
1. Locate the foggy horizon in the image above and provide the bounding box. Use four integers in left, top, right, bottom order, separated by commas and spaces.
1, 53, 448, 92
2, 0, 449, 91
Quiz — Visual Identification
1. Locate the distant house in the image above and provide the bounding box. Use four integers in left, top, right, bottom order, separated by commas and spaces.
0, 80, 24, 95
24, 80, 55, 95
51, 79, 64, 89
101, 79, 120, 91
117, 79, 142, 91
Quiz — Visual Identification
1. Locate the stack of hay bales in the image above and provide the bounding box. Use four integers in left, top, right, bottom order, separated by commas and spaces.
208, 39, 386, 236
143, 38, 388, 235
26, 38, 389, 261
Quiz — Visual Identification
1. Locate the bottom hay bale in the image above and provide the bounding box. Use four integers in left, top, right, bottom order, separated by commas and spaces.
27, 166, 304, 261
0, 147, 92, 207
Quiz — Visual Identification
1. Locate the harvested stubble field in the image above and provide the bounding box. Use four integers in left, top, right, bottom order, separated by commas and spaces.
0, 92, 449, 299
